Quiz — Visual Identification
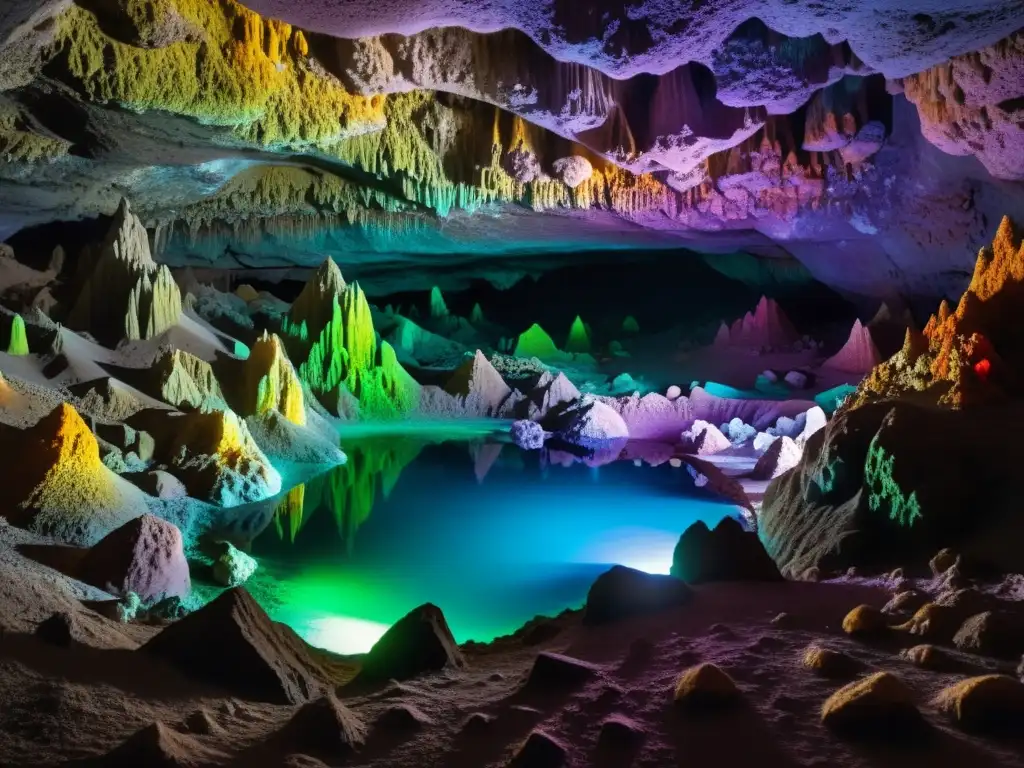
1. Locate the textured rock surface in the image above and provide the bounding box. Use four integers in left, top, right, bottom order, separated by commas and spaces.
143, 587, 331, 704
0, 0, 1021, 299
353, 603, 464, 684
583, 565, 692, 625
79, 514, 190, 603
671, 517, 782, 584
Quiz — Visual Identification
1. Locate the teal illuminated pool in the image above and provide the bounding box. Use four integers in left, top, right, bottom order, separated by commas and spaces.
246, 427, 733, 655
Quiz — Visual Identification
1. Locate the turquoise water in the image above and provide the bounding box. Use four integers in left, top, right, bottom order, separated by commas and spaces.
246, 427, 734, 655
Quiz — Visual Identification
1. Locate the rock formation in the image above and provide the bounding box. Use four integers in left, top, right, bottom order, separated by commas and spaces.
443, 350, 512, 417
513, 323, 560, 360
853, 217, 1024, 409
7, 313, 27, 355
142, 587, 332, 704
129, 408, 282, 506
0, 402, 148, 545
67, 199, 182, 344
564, 315, 591, 354
713, 296, 799, 349
822, 319, 881, 374
218, 331, 305, 425
283, 258, 418, 417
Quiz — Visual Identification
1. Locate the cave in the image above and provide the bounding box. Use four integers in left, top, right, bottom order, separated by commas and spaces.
1, 1, 1024, 765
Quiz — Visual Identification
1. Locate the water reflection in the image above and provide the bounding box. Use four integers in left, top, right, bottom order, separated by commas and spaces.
250, 431, 735, 654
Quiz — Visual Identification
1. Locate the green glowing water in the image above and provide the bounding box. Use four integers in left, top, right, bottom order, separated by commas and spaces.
244, 424, 733, 655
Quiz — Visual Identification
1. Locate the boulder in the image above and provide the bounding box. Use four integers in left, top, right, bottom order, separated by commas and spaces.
98, 722, 223, 767
953, 611, 1024, 658
750, 435, 801, 480
275, 693, 366, 758
821, 672, 924, 739
142, 587, 330, 704
546, 395, 629, 444
673, 663, 740, 708
211, 542, 258, 587
899, 644, 959, 671
510, 419, 545, 450
78, 514, 190, 603
353, 603, 463, 684
670, 517, 782, 584
510, 730, 567, 768
932, 675, 1024, 733
802, 645, 862, 678
842, 605, 888, 637
583, 566, 692, 625
525, 652, 599, 692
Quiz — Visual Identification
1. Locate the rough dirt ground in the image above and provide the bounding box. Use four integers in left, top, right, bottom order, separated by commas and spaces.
2, 521, 1023, 768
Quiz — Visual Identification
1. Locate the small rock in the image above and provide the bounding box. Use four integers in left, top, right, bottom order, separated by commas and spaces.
932, 675, 1024, 733
673, 663, 740, 708
148, 595, 189, 621
182, 708, 221, 735
882, 590, 927, 617
510, 420, 545, 450
842, 605, 887, 637
899, 644, 957, 671
355, 603, 464, 684
930, 548, 958, 577
784, 370, 808, 389
821, 672, 924, 739
953, 611, 1024, 659
277, 694, 366, 757
771, 612, 797, 629
525, 652, 600, 692
845, 567, 859, 579
896, 603, 962, 641
211, 542, 258, 587
800, 567, 821, 582
583, 565, 692, 625
665, 385, 682, 400
803, 645, 861, 678
597, 714, 645, 752
510, 730, 567, 768
35, 612, 75, 647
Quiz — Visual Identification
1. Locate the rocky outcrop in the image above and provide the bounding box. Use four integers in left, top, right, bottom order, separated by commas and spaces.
217, 331, 305, 425
671, 517, 782, 583
142, 587, 332, 704
129, 408, 281, 506
67, 199, 181, 344
0, 402, 149, 545
151, 348, 226, 410
79, 514, 190, 603
583, 565, 692, 625
823, 319, 881, 374
750, 435, 801, 479
713, 296, 799, 349
443, 350, 512, 417
352, 603, 463, 685
544, 395, 629, 444
853, 217, 1024, 409
513, 323, 560, 360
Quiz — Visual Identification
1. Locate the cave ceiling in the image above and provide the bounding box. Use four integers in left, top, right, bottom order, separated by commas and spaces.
0, 0, 1022, 300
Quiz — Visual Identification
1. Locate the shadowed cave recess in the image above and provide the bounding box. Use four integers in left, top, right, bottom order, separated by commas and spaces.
1, 1, 1024, 767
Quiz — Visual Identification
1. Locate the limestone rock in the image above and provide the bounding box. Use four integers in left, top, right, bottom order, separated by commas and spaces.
67, 199, 181, 343
750, 435, 800, 480
510, 419, 545, 450
823, 319, 881, 373
552, 156, 592, 188
0, 402, 149, 546
670, 517, 781, 584
142, 587, 330, 704
583, 565, 692, 625
79, 514, 190, 603
211, 542, 258, 587
932, 675, 1024, 733
842, 605, 887, 637
546, 395, 629, 444
821, 672, 924, 739
276, 693, 366, 758
444, 350, 511, 416
353, 603, 463, 684
673, 663, 740, 708
803, 645, 862, 678
681, 420, 731, 456
525, 652, 599, 692
510, 730, 567, 768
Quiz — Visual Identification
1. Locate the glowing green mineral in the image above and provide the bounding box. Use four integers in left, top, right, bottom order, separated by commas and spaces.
470, 303, 484, 325
622, 315, 640, 334
564, 315, 591, 353
513, 323, 559, 359
429, 286, 449, 318
7, 314, 28, 356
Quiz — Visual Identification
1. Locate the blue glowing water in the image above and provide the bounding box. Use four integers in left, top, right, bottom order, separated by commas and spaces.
247, 429, 733, 655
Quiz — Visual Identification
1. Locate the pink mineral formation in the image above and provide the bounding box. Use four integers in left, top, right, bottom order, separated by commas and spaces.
822, 319, 882, 374
713, 297, 799, 349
